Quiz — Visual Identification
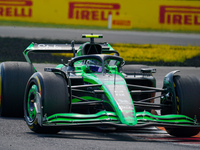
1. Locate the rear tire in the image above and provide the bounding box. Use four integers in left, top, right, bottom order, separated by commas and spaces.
0, 62, 34, 117
165, 75, 200, 137
24, 72, 69, 134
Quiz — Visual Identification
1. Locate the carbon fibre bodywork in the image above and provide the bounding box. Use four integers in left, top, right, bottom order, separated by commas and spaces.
23, 34, 200, 136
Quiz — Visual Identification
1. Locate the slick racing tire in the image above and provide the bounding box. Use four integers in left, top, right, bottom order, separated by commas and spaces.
24, 72, 69, 134
0, 62, 34, 117
122, 65, 149, 75
165, 75, 200, 137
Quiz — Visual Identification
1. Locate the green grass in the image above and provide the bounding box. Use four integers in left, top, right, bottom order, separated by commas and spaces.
1, 20, 200, 34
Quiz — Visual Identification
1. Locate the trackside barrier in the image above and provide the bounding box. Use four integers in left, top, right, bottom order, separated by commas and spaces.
0, 0, 199, 31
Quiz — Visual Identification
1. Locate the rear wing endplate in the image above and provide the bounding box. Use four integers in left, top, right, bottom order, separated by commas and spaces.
23, 42, 81, 62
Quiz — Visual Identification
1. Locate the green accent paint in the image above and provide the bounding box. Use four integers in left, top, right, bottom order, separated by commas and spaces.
82, 73, 137, 126
23, 43, 37, 72
45, 111, 119, 125
72, 96, 102, 103
76, 50, 81, 56
27, 85, 38, 121
44, 110, 199, 126
136, 111, 197, 125
107, 43, 115, 51
56, 64, 64, 69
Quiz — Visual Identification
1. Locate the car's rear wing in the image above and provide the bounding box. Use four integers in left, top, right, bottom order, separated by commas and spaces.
23, 42, 81, 71
23, 43, 81, 54
23, 36, 119, 72
23, 42, 118, 62
23, 42, 81, 62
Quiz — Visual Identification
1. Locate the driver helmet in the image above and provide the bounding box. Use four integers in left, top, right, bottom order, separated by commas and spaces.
86, 59, 102, 73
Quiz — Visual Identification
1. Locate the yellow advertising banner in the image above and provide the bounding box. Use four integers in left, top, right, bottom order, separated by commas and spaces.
0, 0, 199, 31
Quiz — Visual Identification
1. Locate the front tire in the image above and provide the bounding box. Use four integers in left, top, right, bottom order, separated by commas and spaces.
24, 72, 69, 134
165, 75, 200, 137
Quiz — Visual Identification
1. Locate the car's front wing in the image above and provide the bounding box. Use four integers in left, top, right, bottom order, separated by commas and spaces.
41, 111, 200, 129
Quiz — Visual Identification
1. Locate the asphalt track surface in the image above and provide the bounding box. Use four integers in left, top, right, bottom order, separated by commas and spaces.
0, 26, 200, 45
0, 65, 200, 150
0, 27, 200, 149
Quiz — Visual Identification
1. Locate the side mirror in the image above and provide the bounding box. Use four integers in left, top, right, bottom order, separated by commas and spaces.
121, 61, 125, 67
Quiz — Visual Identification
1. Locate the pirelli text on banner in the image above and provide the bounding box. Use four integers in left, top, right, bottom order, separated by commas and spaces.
0, 0, 33, 18
159, 5, 200, 25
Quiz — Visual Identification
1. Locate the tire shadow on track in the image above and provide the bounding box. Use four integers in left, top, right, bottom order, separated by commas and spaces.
26, 127, 166, 142
27, 126, 200, 146
153, 127, 200, 145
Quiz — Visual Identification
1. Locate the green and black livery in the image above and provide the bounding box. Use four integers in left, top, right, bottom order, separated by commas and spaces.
0, 34, 200, 137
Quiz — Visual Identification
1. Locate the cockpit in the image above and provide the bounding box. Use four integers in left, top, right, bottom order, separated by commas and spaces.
69, 55, 124, 74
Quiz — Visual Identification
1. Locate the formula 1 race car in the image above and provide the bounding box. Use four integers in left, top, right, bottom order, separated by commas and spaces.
0, 34, 200, 137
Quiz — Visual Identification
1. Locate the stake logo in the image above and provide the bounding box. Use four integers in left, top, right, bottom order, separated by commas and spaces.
159, 5, 200, 25
0, 0, 33, 17
68, 2, 120, 21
